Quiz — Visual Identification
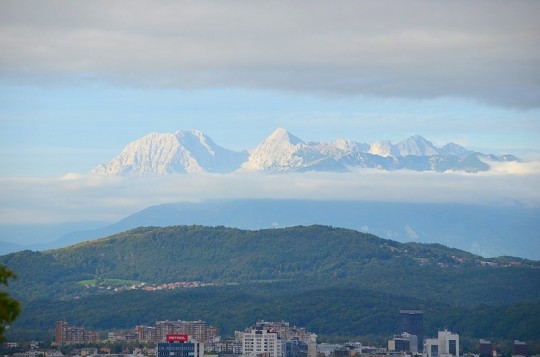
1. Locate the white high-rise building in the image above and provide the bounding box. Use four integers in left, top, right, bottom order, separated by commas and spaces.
241, 328, 284, 357
254, 321, 317, 357
425, 330, 459, 357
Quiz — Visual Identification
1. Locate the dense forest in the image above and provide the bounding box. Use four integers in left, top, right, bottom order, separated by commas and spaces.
1, 225, 538, 343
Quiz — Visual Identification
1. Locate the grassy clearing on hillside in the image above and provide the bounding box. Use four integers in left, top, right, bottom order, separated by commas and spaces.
78, 278, 140, 286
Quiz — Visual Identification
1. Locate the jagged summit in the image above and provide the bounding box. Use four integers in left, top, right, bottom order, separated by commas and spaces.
396, 135, 439, 156
439, 142, 472, 158
268, 127, 304, 146
90, 128, 516, 175
240, 128, 307, 172
91, 130, 247, 175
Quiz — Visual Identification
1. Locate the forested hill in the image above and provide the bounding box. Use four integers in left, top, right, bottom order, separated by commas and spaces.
3, 225, 539, 305
1, 225, 539, 341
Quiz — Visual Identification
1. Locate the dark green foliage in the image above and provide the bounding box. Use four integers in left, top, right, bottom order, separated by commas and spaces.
0, 265, 20, 342
7, 284, 540, 341
1, 225, 539, 341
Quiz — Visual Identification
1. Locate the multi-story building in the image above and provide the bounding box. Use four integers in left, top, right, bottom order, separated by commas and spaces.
513, 340, 528, 357
479, 339, 493, 357
157, 334, 204, 357
425, 330, 459, 357
207, 339, 243, 354
285, 339, 309, 357
108, 330, 137, 341
240, 328, 284, 357
136, 325, 157, 342
54, 321, 97, 345
138, 320, 217, 343
400, 310, 423, 352
388, 332, 418, 353
251, 321, 317, 357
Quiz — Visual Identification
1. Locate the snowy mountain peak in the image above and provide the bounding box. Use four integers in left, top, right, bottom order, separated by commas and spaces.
396, 135, 438, 156
369, 140, 394, 157
240, 128, 306, 171
91, 131, 246, 175
175, 129, 218, 156
327, 138, 368, 152
91, 128, 515, 175
439, 142, 472, 158
90, 132, 191, 175
266, 128, 304, 146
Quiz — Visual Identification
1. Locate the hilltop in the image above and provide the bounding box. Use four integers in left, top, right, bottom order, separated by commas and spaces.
1, 225, 538, 340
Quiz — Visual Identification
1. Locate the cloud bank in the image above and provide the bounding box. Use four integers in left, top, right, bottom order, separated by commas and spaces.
1, 0, 539, 108
1, 167, 539, 224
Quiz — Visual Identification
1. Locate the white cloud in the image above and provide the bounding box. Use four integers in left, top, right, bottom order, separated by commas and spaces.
481, 159, 540, 175
0, 1, 539, 108
0, 169, 539, 224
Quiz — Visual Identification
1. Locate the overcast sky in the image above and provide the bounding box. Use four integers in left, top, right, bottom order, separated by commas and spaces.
1, 1, 539, 224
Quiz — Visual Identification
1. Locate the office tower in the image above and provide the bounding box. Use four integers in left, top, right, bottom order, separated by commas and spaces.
400, 309, 423, 352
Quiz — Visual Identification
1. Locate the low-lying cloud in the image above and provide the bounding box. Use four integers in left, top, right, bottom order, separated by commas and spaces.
1, 166, 539, 224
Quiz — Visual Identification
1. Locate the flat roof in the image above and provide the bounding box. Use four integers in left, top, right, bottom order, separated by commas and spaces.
399, 310, 423, 314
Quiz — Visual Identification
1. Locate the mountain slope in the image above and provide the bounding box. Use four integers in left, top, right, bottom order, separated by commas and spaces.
2, 225, 538, 305
19, 200, 539, 260
90, 129, 517, 175
240, 128, 311, 171
2, 225, 538, 341
395, 135, 439, 156
91, 130, 247, 174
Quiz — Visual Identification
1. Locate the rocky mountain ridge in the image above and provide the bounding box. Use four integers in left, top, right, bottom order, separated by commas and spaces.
91, 130, 248, 175
91, 128, 517, 174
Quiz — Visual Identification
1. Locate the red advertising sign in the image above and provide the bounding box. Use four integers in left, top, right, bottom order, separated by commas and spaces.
167, 334, 189, 343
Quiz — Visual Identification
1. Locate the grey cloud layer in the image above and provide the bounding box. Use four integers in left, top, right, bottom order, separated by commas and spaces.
1, 1, 539, 108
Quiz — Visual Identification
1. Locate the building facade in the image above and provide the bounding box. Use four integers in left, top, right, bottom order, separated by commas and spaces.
400, 310, 423, 352
251, 321, 317, 357
285, 339, 309, 357
55, 321, 97, 345
157, 334, 204, 357
425, 330, 459, 357
388, 332, 418, 353
241, 328, 284, 357
479, 339, 493, 357
137, 320, 217, 343
513, 340, 528, 357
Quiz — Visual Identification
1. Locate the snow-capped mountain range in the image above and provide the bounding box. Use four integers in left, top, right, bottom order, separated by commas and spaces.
91, 128, 517, 175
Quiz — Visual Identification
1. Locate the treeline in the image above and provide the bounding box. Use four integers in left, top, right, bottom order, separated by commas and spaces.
2, 225, 538, 306
1, 225, 539, 343
7, 283, 540, 341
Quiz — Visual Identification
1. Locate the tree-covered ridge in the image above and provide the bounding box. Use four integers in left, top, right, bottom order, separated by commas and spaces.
1, 225, 539, 342
2, 225, 538, 305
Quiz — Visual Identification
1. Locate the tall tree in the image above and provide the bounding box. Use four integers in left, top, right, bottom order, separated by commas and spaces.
0, 265, 20, 342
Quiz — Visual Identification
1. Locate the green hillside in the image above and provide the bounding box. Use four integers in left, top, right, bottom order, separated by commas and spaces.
1, 225, 539, 341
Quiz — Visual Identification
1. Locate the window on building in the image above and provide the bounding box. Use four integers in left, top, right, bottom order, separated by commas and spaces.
449, 340, 457, 356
